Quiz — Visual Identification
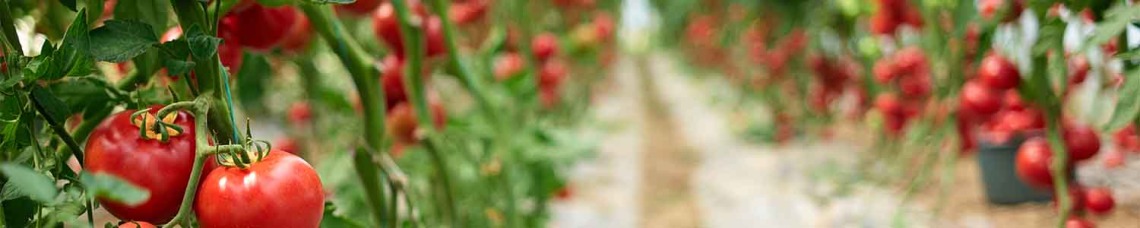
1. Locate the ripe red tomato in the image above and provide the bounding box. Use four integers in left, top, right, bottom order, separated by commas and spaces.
161, 27, 182, 43
873, 59, 897, 83
1003, 90, 1026, 111
875, 93, 905, 118
869, 12, 897, 36
118, 221, 156, 228
1065, 217, 1096, 228
380, 55, 410, 110
280, 9, 312, 53
1069, 55, 1090, 84
288, 102, 312, 125
372, 2, 445, 58
532, 33, 560, 63
989, 108, 1044, 132
195, 150, 324, 228
85, 107, 197, 224
898, 74, 931, 97
978, 53, 1021, 90
229, 4, 299, 51
1084, 187, 1115, 214
1114, 125, 1140, 152
1016, 138, 1064, 189
593, 12, 615, 41
449, 0, 488, 24
386, 102, 447, 145
960, 80, 1003, 116
217, 16, 245, 72
979, 0, 1023, 22
334, 0, 381, 16
1063, 124, 1101, 161
494, 52, 525, 81
539, 61, 568, 89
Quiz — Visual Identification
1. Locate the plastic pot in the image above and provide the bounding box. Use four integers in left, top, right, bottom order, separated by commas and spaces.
975, 132, 1053, 204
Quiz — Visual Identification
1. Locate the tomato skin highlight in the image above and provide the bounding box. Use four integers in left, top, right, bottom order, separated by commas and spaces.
1063, 124, 1101, 162
85, 107, 197, 224
960, 80, 1002, 116
978, 54, 1021, 90
1015, 138, 1067, 189
195, 150, 324, 228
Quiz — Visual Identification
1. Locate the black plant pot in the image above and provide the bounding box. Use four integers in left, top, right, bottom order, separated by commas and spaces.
976, 134, 1053, 204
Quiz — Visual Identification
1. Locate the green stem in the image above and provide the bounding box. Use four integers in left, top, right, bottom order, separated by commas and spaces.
170, 0, 239, 144
389, 0, 431, 127
299, 4, 390, 227
30, 90, 86, 165
1046, 118, 1071, 228
422, 138, 458, 226
163, 96, 220, 226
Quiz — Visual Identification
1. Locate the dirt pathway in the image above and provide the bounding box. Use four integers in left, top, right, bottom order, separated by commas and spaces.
635, 58, 703, 228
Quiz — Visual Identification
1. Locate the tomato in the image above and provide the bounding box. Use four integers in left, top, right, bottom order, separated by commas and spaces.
494, 52, 525, 81
1065, 217, 1096, 228
898, 74, 931, 97
1016, 138, 1066, 189
274, 138, 299, 154
989, 108, 1044, 132
229, 4, 299, 51
449, 0, 488, 24
875, 93, 905, 118
217, 16, 245, 72
195, 150, 324, 228
532, 33, 560, 63
288, 102, 312, 125
540, 85, 560, 108
85, 106, 197, 224
593, 12, 615, 41
381, 55, 409, 110
978, 53, 1021, 90
979, 0, 1023, 22
1063, 123, 1101, 161
873, 58, 897, 83
280, 9, 312, 53
334, 0, 381, 16
1003, 90, 1025, 111
1082, 187, 1115, 214
1104, 148, 1125, 168
869, 12, 897, 36
386, 102, 447, 145
539, 60, 568, 90
1069, 55, 1090, 84
372, 2, 445, 58
118, 221, 156, 228
893, 47, 928, 74
102, 0, 117, 20
1114, 125, 1140, 152
960, 80, 1003, 116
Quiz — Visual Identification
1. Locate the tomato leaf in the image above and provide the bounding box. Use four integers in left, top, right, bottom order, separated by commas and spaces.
79, 172, 149, 206
58, 0, 78, 12
0, 2, 23, 55
183, 25, 221, 61
46, 9, 96, 79
163, 59, 195, 77
89, 20, 159, 63
30, 85, 73, 124
1105, 69, 1140, 131
0, 163, 59, 204
319, 202, 365, 228
1085, 4, 1140, 51
112, 0, 170, 37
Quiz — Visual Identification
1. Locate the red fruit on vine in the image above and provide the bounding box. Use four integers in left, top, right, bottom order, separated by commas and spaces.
539, 61, 568, 90
1084, 187, 1115, 214
990, 108, 1045, 132
118, 221, 156, 228
275, 137, 298, 154
381, 55, 409, 110
386, 102, 447, 145
1103, 149, 1125, 168
1113, 125, 1140, 152
160, 27, 182, 43
85, 106, 198, 224
195, 150, 324, 228
898, 74, 931, 97
875, 93, 906, 118
873, 58, 897, 83
1063, 123, 1101, 161
979, 0, 1024, 22
593, 12, 615, 41
960, 81, 1003, 116
1069, 55, 1090, 84
532, 33, 560, 63
1065, 217, 1096, 228
869, 12, 897, 36
978, 53, 1021, 90
449, 0, 488, 24
217, 16, 245, 72
372, 2, 444, 58
288, 102, 312, 125
555, 186, 573, 200
1003, 90, 1026, 111
494, 52, 525, 81
334, 0, 381, 16
1015, 137, 1064, 189
229, 4, 299, 51
893, 47, 929, 73
280, 10, 313, 53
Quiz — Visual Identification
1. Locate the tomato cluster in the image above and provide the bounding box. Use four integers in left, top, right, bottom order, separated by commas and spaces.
872, 47, 931, 136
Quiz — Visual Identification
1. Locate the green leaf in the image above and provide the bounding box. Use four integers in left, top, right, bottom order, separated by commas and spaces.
49, 77, 114, 114
1105, 69, 1140, 131
89, 20, 159, 62
236, 52, 270, 114
184, 26, 221, 61
1085, 4, 1140, 51
2, 196, 40, 228
0, 2, 24, 55
59, 0, 78, 11
320, 202, 364, 228
163, 59, 195, 76
44, 9, 96, 79
80, 172, 149, 206
258, 0, 298, 7
0, 163, 58, 204
113, 0, 171, 36
30, 85, 73, 124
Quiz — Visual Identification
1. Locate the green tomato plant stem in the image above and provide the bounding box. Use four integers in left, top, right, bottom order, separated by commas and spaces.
298, 3, 393, 227
170, 0, 239, 144
160, 96, 245, 227
389, 0, 461, 225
